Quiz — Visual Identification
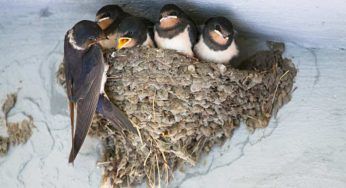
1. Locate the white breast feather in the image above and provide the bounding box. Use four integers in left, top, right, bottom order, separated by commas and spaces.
154, 26, 193, 56
100, 64, 109, 94
142, 33, 154, 47
194, 36, 239, 64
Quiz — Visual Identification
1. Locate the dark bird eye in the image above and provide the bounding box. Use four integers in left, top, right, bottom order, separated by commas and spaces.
170, 11, 178, 16
88, 36, 96, 41
101, 12, 111, 19
128, 31, 133, 35
215, 24, 222, 32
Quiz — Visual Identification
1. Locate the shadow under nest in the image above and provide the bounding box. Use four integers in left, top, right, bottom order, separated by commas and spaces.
57, 43, 296, 187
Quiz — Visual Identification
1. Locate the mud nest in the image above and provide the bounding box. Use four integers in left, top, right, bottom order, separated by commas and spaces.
57, 43, 296, 187
0, 93, 35, 156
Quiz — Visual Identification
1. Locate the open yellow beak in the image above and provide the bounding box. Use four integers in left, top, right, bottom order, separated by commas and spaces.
117, 37, 132, 50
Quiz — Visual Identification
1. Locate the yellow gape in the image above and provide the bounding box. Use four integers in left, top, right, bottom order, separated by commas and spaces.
117, 37, 132, 49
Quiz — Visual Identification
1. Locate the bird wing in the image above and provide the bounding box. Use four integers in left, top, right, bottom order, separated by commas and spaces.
63, 55, 75, 130
64, 34, 77, 161
68, 45, 104, 163
145, 20, 156, 47
72, 46, 103, 101
188, 21, 198, 46
63, 34, 75, 102
96, 94, 138, 134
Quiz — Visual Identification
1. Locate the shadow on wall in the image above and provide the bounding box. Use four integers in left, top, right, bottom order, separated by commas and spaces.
115, 0, 256, 33
111, 0, 269, 64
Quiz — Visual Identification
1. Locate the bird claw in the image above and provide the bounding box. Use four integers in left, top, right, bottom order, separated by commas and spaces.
176, 51, 198, 61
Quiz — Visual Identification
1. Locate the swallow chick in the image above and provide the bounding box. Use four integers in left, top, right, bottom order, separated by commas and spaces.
96, 5, 127, 30
64, 20, 137, 163
96, 5, 130, 49
154, 4, 197, 57
194, 17, 238, 64
115, 16, 155, 50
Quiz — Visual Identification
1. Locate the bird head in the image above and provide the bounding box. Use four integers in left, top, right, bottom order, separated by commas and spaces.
204, 17, 235, 49
158, 4, 185, 29
96, 5, 125, 30
115, 17, 147, 50
70, 20, 107, 50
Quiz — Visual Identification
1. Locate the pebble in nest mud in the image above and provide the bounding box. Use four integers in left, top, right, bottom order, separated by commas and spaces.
57, 42, 296, 187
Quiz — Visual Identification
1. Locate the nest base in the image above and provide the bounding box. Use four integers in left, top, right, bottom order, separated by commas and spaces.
57, 43, 296, 187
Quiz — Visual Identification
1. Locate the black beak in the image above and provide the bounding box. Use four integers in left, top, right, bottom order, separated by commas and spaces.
98, 32, 108, 41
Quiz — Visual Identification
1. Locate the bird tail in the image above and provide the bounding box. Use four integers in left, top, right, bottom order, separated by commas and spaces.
68, 86, 100, 163
69, 101, 75, 164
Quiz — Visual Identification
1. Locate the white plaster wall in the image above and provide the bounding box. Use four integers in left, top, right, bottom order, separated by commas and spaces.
4, 0, 344, 48
104, 0, 346, 49
135, 0, 346, 49
0, 1, 345, 188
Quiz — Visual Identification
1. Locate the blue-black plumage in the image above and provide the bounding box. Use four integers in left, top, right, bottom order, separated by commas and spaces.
64, 20, 136, 163
154, 4, 198, 57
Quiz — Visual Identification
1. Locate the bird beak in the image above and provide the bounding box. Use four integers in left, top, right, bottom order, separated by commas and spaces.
97, 33, 108, 42
160, 15, 178, 22
89, 34, 108, 47
97, 17, 113, 30
214, 29, 231, 40
214, 29, 224, 38
97, 17, 110, 23
116, 37, 132, 49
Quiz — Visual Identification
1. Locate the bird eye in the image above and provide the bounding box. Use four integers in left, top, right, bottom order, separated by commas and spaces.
101, 12, 110, 19
170, 11, 178, 16
128, 31, 133, 36
88, 36, 96, 41
215, 24, 222, 32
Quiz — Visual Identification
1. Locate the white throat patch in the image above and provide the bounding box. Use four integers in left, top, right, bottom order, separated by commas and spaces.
142, 33, 154, 47
68, 30, 85, 51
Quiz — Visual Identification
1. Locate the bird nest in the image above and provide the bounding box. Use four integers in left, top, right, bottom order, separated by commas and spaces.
0, 93, 35, 156
57, 43, 296, 187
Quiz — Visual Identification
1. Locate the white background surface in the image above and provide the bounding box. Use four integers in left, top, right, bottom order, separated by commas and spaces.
115, 0, 346, 49
0, 0, 345, 188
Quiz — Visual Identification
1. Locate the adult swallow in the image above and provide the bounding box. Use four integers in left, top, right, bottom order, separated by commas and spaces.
64, 20, 137, 163
154, 4, 197, 57
95, 5, 130, 49
193, 17, 239, 64
115, 16, 155, 50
